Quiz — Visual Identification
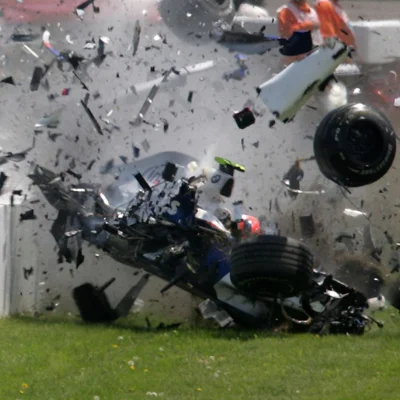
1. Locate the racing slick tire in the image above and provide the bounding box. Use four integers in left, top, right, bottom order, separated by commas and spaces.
313, 103, 396, 187
230, 235, 314, 298
157, 0, 235, 44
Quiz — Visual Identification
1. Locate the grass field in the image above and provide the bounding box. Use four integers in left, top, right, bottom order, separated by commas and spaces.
1, 310, 400, 400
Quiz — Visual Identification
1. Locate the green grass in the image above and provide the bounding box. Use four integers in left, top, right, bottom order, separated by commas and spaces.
1, 311, 400, 400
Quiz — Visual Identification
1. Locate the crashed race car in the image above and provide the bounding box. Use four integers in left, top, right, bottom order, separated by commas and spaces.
29, 150, 385, 335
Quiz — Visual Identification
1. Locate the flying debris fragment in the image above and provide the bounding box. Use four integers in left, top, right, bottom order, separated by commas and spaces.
80, 99, 103, 135
30, 67, 43, 91
211, 26, 282, 55
257, 38, 350, 122
233, 108, 255, 129
0, 138, 36, 165
0, 77, 16, 85
0, 172, 8, 193
133, 21, 141, 56
20, 209, 37, 221
132, 69, 174, 126
35, 109, 63, 128
66, 35, 74, 45
131, 61, 216, 95
23, 267, 34, 280
100, 159, 114, 174
10, 33, 40, 42
75, 0, 98, 19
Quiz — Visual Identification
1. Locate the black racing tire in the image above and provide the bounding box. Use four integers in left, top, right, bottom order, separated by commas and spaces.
230, 235, 314, 298
157, 0, 235, 44
313, 103, 396, 187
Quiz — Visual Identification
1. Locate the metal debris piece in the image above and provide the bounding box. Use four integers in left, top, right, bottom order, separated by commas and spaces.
80, 99, 103, 135
133, 20, 141, 56
66, 169, 82, 180
132, 61, 215, 95
73, 71, 89, 90
343, 208, 367, 218
132, 68, 174, 126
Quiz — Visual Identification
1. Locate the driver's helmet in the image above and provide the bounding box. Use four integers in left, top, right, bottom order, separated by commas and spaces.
236, 214, 261, 238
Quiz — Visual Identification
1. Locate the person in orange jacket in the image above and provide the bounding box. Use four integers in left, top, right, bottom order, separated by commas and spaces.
277, 0, 322, 66
314, 0, 356, 47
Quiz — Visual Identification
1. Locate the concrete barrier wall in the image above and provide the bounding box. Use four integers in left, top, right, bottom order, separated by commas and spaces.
0, 200, 39, 316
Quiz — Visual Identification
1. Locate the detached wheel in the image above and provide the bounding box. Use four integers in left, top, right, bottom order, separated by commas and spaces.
230, 235, 314, 298
157, 0, 235, 44
314, 103, 396, 187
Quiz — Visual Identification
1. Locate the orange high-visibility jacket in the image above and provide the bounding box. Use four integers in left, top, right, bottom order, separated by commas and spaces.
314, 0, 356, 47
277, 2, 322, 65
278, 2, 320, 39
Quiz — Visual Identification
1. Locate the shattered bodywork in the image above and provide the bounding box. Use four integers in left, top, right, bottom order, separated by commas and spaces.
29, 151, 385, 334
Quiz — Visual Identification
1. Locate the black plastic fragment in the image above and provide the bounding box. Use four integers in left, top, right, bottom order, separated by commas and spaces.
23, 267, 34, 280
0, 76, 15, 85
233, 108, 255, 129
30, 67, 43, 92
76, 0, 95, 10
80, 99, 103, 135
133, 20, 141, 56
20, 209, 37, 221
10, 33, 40, 42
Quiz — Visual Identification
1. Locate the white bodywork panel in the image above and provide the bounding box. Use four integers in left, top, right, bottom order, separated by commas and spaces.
257, 39, 350, 122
